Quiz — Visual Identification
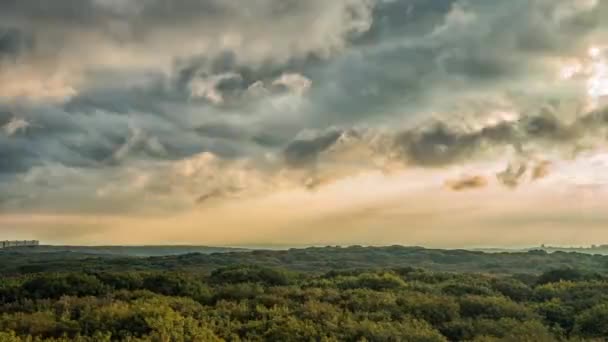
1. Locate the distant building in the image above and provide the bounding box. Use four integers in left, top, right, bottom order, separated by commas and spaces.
0, 240, 40, 249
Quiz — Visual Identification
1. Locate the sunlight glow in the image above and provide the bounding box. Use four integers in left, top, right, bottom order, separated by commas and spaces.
561, 45, 608, 111
587, 46, 608, 109
589, 46, 601, 58
559, 61, 583, 80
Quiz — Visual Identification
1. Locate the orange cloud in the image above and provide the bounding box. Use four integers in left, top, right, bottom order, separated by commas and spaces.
444, 175, 488, 191
532, 161, 552, 180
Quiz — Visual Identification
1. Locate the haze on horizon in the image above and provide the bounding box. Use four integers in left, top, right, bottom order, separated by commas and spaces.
1, 0, 608, 247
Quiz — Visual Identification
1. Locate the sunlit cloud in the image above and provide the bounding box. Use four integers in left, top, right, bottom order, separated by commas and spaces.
2, 117, 31, 136
587, 46, 608, 108
1, 0, 608, 246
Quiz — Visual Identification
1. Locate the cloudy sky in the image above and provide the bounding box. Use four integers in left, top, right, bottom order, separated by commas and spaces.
1, 0, 608, 247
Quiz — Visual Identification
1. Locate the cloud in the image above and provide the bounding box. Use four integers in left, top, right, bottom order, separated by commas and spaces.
0, 0, 375, 101
493, 159, 553, 189
2, 0, 608, 246
532, 160, 552, 180
284, 129, 344, 167
3, 0, 606, 177
110, 125, 167, 164
277, 105, 608, 173
189, 72, 243, 104
2, 117, 30, 136
445, 175, 488, 191
0, 27, 31, 60
272, 73, 312, 96
497, 163, 528, 189
195, 190, 229, 205
398, 106, 608, 166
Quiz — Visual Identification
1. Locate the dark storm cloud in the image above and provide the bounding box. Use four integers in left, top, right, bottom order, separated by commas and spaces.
395, 121, 517, 167
282, 105, 608, 171
0, 138, 38, 174
16, 0, 599, 134
1, 91, 264, 180
284, 130, 343, 167
1, 0, 608, 214
357, 0, 456, 42
0, 0, 302, 29
298, 0, 607, 129
1, 100, 198, 177
410, 111, 606, 165
63, 73, 171, 116
55, 52, 317, 163
0, 27, 32, 60
0, 0, 375, 70
59, 50, 313, 120
393, 104, 608, 167
195, 122, 249, 141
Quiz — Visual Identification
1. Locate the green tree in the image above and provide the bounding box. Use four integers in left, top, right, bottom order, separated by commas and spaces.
573, 304, 608, 338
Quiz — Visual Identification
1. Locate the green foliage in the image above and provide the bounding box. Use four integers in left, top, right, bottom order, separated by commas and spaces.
209, 265, 296, 286
490, 278, 533, 301
0, 253, 607, 341
335, 272, 407, 291
340, 318, 447, 342
459, 295, 533, 320
536, 268, 602, 285
470, 318, 555, 341
441, 318, 555, 342
21, 274, 109, 299
396, 292, 459, 325
573, 304, 608, 338
141, 273, 211, 303
534, 299, 576, 332
441, 280, 495, 297
95, 272, 144, 291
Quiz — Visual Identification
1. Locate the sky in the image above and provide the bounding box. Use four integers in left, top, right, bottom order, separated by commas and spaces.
1, 0, 608, 247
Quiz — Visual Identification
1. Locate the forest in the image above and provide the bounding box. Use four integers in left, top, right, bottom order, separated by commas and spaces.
0, 247, 607, 341
2, 245, 608, 274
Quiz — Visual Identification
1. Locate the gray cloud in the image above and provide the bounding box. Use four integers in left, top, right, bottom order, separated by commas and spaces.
1, 0, 608, 215
302, 0, 607, 127
395, 122, 511, 167
397, 107, 608, 167
497, 163, 528, 189
0, 27, 31, 60
281, 105, 608, 175
0, 0, 375, 74
284, 130, 344, 167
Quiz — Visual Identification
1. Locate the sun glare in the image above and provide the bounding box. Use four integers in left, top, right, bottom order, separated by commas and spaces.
589, 46, 601, 59
561, 45, 608, 111
587, 46, 608, 109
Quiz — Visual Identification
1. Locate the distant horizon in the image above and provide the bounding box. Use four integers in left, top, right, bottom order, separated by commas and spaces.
6, 242, 608, 250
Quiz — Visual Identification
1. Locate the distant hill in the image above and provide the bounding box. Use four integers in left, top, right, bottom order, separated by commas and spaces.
536, 246, 608, 255
1, 245, 608, 275
0, 245, 247, 257
474, 246, 608, 255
